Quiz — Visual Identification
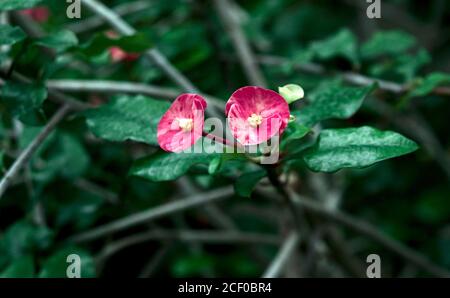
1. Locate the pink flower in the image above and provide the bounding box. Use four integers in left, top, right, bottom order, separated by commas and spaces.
21, 7, 50, 23
106, 31, 140, 63
109, 47, 140, 63
157, 94, 207, 152
225, 86, 290, 145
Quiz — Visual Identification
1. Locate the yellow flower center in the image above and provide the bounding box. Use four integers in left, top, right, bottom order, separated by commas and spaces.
247, 113, 263, 128
177, 118, 194, 132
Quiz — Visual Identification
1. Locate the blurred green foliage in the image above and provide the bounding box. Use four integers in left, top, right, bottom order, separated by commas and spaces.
0, 0, 449, 277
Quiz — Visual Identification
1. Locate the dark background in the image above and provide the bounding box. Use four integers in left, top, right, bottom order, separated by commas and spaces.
0, 0, 449, 278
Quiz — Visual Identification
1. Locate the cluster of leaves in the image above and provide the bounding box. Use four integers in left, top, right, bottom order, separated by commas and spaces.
0, 0, 449, 277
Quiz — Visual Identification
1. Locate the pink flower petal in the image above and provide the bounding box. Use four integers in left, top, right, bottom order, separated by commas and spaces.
109, 47, 139, 63
157, 94, 207, 152
226, 86, 290, 145
21, 7, 49, 23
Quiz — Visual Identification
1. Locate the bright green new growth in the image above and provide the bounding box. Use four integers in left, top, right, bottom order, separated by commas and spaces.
278, 84, 304, 104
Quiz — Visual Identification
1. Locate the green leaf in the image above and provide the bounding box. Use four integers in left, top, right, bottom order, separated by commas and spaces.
414, 189, 450, 224
0, 0, 42, 11
0, 220, 53, 260
38, 246, 96, 278
303, 126, 418, 172
158, 23, 212, 71
0, 81, 47, 121
394, 49, 431, 81
234, 170, 266, 197
35, 30, 78, 52
172, 255, 215, 277
293, 84, 375, 127
19, 125, 55, 152
55, 194, 104, 230
281, 122, 310, 149
78, 33, 151, 57
368, 49, 431, 82
56, 133, 90, 178
0, 24, 26, 45
31, 133, 90, 182
130, 149, 221, 182
361, 30, 416, 59
283, 122, 310, 140
310, 28, 358, 65
0, 152, 3, 171
84, 95, 170, 145
0, 255, 34, 278
410, 72, 450, 97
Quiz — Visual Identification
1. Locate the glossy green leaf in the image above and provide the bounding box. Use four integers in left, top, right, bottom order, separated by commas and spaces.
283, 122, 310, 140
310, 28, 358, 65
293, 84, 375, 127
410, 72, 450, 97
234, 170, 266, 197
84, 95, 170, 145
303, 126, 419, 172
130, 149, 221, 182
0, 24, 26, 45
0, 255, 34, 278
38, 247, 96, 278
361, 30, 416, 59
0, 0, 42, 11
35, 30, 78, 52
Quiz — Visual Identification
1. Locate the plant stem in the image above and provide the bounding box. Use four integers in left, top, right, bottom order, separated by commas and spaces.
0, 105, 71, 200
262, 232, 299, 278
289, 192, 450, 278
265, 166, 305, 236
213, 0, 267, 87
98, 229, 281, 261
80, 0, 223, 118
69, 186, 234, 242
46, 79, 224, 111
202, 131, 239, 149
